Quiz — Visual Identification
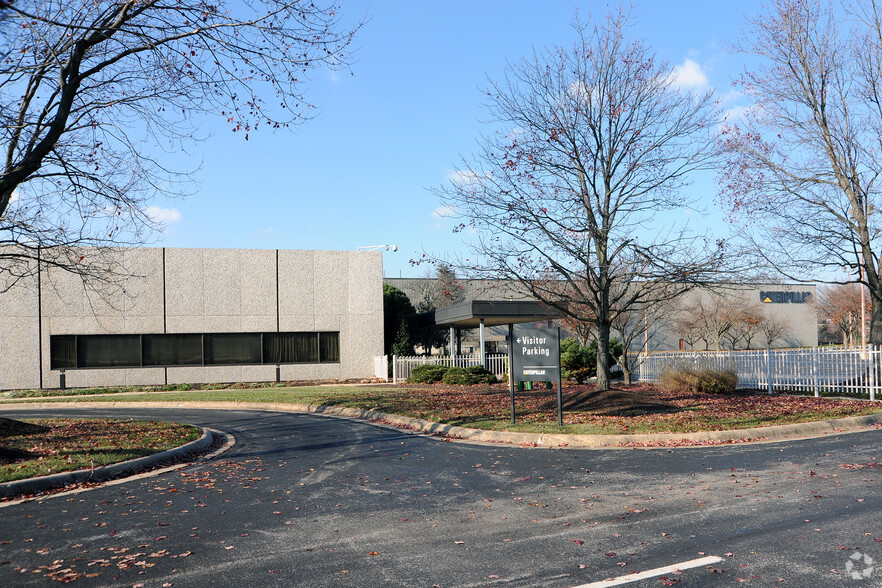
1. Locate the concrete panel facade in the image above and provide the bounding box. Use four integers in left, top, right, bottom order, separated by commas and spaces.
0, 271, 41, 390
0, 247, 384, 390
385, 278, 819, 353
657, 284, 819, 351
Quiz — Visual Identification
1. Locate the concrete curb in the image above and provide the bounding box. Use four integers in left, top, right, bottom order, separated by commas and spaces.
0, 426, 214, 498
3, 400, 882, 448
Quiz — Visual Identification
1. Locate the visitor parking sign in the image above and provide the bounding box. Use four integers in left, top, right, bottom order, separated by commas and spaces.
510, 325, 561, 381
508, 324, 563, 425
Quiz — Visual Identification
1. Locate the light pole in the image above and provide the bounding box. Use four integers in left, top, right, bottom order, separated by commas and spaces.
356, 244, 398, 252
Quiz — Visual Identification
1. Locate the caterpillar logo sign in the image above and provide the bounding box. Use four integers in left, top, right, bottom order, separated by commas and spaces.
760, 291, 812, 304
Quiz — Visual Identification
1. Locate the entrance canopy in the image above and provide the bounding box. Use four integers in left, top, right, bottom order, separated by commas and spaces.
419, 300, 559, 329
413, 300, 561, 364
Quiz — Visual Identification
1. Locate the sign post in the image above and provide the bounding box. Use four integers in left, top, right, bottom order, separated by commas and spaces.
508, 325, 563, 426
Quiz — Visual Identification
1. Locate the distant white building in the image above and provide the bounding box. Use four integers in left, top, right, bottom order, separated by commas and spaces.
384, 278, 818, 352
0, 248, 383, 390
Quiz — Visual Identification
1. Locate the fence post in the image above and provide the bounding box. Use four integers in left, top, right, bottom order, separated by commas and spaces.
872, 346, 878, 402
392, 355, 398, 384
766, 348, 773, 395
811, 347, 818, 398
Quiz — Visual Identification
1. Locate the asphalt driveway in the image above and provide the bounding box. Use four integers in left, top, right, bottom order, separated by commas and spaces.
1, 408, 881, 587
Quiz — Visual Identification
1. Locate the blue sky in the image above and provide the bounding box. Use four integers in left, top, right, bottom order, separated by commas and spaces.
153, 0, 765, 278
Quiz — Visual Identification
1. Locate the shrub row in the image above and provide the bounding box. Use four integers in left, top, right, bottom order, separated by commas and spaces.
408, 364, 497, 385
659, 367, 738, 395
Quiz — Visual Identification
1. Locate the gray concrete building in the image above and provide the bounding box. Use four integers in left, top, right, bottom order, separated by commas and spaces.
0, 248, 383, 390
384, 278, 818, 352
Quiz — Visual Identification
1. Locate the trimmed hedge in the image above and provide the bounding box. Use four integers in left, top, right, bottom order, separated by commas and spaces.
408, 364, 450, 384
659, 367, 738, 395
407, 364, 497, 385
442, 366, 497, 386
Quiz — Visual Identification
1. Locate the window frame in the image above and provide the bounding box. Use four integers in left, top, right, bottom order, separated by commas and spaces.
49, 331, 341, 370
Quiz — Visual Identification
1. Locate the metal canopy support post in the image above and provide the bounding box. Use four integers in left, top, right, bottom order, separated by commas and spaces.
449, 327, 456, 363
479, 318, 486, 369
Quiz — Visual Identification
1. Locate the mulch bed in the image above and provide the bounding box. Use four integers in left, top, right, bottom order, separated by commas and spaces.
393, 382, 881, 433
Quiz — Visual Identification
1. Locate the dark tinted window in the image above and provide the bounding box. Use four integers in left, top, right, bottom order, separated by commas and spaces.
143, 334, 203, 366
77, 335, 141, 368
50, 331, 339, 368
50, 335, 76, 369
264, 332, 339, 363
319, 332, 340, 363
204, 333, 261, 365
264, 333, 297, 363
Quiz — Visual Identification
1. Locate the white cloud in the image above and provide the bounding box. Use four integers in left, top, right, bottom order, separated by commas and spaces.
432, 205, 457, 219
254, 227, 277, 238
723, 104, 750, 123
144, 206, 182, 224
719, 89, 743, 105
9, 189, 19, 203
447, 170, 482, 186
668, 58, 709, 90
567, 80, 598, 105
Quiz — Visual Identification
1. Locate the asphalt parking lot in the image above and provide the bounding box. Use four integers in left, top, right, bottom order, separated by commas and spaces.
2, 407, 881, 587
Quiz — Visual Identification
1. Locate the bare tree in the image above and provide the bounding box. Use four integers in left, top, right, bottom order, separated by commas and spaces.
558, 298, 596, 346
0, 0, 361, 287
720, 0, 882, 342
695, 297, 734, 351
759, 313, 791, 348
610, 285, 676, 385
726, 302, 766, 350
556, 280, 676, 384
432, 8, 726, 391
673, 305, 704, 351
675, 293, 771, 351
818, 283, 868, 345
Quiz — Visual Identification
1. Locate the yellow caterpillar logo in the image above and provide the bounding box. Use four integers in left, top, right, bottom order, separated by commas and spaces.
760, 291, 811, 303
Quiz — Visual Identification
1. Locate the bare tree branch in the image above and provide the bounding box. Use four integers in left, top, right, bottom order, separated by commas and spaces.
720, 0, 882, 342
0, 0, 362, 286
428, 8, 730, 390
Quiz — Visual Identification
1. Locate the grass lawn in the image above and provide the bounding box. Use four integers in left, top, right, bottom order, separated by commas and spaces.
3, 382, 881, 436
0, 418, 202, 484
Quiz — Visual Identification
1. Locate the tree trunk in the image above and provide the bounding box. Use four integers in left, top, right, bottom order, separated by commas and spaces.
870, 290, 882, 346
596, 321, 611, 391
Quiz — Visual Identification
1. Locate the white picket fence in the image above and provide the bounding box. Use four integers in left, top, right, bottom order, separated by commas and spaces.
374, 355, 389, 382
637, 346, 882, 399
386, 354, 509, 384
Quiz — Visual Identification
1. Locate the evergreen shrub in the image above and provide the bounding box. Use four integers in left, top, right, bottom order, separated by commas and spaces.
408, 364, 450, 384
442, 366, 496, 385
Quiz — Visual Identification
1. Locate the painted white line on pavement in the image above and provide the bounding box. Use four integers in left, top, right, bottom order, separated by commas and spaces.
574, 555, 724, 587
